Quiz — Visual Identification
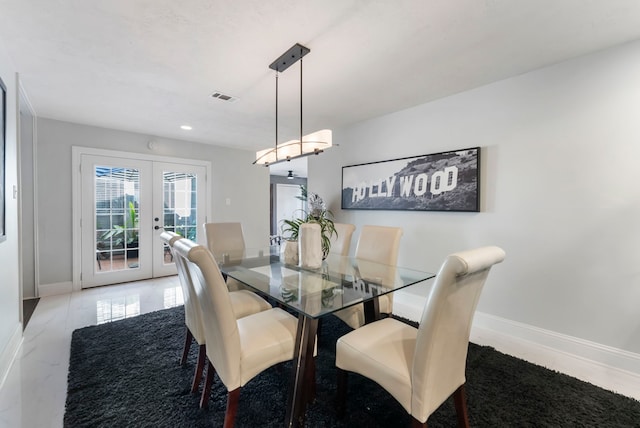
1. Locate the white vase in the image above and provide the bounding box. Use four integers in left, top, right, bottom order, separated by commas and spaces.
299, 223, 323, 269
283, 240, 299, 265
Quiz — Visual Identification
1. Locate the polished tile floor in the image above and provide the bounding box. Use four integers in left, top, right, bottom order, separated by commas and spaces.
0, 276, 183, 428
1, 276, 637, 427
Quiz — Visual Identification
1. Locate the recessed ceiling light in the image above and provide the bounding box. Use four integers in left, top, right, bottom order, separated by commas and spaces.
180, 125, 192, 130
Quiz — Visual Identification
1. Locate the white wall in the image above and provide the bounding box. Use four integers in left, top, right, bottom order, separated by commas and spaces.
0, 41, 22, 385
19, 87, 36, 298
310, 39, 640, 357
36, 118, 270, 287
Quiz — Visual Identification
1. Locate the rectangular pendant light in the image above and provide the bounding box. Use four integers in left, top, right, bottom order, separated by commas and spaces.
254, 44, 332, 166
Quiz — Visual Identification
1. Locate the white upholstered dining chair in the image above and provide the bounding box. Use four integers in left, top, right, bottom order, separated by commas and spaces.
161, 231, 272, 404
335, 246, 506, 427
203, 222, 249, 291
329, 223, 356, 256
160, 231, 196, 367
173, 238, 300, 427
333, 225, 403, 329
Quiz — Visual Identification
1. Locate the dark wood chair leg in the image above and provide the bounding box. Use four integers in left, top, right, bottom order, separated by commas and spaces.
411, 416, 427, 427
191, 344, 206, 394
224, 388, 241, 428
305, 356, 316, 404
336, 368, 348, 418
181, 327, 193, 366
453, 384, 470, 428
200, 361, 216, 408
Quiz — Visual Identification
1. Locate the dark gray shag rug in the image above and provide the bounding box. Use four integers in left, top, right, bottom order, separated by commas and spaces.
65, 306, 640, 427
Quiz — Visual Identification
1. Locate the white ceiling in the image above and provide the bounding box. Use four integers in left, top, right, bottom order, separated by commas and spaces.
2, 1, 640, 172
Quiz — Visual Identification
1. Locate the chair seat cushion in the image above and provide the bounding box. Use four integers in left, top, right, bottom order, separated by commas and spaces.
229, 290, 272, 319
336, 317, 417, 412
333, 294, 393, 329
237, 308, 298, 386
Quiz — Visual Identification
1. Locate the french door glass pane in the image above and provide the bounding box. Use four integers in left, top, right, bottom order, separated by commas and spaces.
95, 166, 141, 272
162, 171, 198, 265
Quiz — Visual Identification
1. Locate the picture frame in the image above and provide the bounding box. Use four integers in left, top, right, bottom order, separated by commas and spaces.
0, 75, 6, 242
341, 147, 480, 212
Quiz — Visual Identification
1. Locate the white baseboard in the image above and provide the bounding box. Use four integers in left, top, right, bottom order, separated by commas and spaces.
392, 289, 425, 322
0, 323, 23, 390
471, 312, 640, 401
38, 281, 73, 297
393, 294, 640, 401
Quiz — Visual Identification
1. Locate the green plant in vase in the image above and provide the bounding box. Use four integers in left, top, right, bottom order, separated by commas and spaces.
281, 192, 337, 259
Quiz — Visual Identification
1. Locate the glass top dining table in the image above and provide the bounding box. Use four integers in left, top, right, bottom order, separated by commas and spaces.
215, 246, 435, 427
216, 246, 435, 320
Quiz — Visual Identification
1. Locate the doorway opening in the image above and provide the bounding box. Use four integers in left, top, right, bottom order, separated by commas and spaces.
269, 158, 307, 242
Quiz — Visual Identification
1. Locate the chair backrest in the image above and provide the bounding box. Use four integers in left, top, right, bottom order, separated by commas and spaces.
203, 222, 245, 259
160, 231, 206, 344
355, 225, 403, 265
330, 223, 356, 256
160, 230, 182, 250
173, 238, 242, 391
160, 231, 184, 284
411, 246, 505, 421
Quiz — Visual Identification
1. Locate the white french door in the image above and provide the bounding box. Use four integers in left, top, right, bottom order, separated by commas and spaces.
80, 154, 207, 288
152, 162, 206, 277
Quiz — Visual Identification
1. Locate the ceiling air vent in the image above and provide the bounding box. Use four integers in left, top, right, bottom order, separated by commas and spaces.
210, 91, 238, 103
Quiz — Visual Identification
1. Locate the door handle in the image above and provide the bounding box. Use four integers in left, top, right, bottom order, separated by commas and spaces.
154, 225, 162, 230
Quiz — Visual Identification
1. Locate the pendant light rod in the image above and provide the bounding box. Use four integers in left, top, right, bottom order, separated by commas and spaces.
300, 52, 303, 155
272, 44, 309, 163
275, 71, 279, 162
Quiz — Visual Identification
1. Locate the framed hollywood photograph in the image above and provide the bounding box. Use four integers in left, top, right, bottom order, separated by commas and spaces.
341, 147, 480, 212
0, 75, 6, 242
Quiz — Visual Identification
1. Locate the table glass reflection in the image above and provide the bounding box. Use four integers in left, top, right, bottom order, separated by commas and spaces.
216, 247, 434, 319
